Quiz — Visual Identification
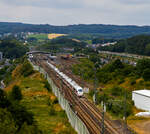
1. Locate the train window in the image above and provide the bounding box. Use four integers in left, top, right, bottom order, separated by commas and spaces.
78, 89, 83, 92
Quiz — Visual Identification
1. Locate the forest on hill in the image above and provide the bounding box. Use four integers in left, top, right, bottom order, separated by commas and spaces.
1, 22, 150, 39
36, 38, 86, 53
0, 39, 29, 59
99, 35, 150, 56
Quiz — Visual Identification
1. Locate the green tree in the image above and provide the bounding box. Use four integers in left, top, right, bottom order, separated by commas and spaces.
0, 108, 17, 134
18, 123, 42, 134
136, 58, 150, 75
11, 85, 22, 101
8, 102, 34, 130
20, 61, 34, 77
110, 86, 123, 96
145, 44, 150, 55
0, 89, 10, 108
112, 59, 124, 69
143, 68, 150, 81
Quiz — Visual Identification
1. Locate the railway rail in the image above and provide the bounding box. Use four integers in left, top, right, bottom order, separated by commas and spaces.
32, 54, 135, 134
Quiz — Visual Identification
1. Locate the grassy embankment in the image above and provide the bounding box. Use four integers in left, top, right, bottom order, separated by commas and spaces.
72, 58, 150, 133
72, 58, 150, 120
5, 61, 76, 134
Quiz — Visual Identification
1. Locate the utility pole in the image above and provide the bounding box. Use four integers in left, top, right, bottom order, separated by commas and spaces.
45, 72, 47, 79
123, 90, 127, 134
101, 93, 106, 134
39, 66, 40, 72
93, 67, 97, 104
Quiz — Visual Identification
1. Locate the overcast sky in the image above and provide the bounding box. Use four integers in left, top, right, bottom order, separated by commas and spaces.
0, 0, 150, 26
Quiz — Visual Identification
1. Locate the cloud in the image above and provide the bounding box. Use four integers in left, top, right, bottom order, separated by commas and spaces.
116, 0, 150, 5
0, 0, 150, 26
1, 0, 84, 9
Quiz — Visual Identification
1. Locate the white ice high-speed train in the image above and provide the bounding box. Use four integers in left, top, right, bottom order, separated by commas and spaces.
29, 54, 33, 58
47, 61, 83, 97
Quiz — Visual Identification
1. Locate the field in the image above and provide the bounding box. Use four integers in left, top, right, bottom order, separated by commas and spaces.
28, 34, 48, 40
48, 33, 67, 39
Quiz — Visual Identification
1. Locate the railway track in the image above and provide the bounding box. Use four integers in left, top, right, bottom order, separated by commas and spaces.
32, 55, 134, 134
39, 60, 101, 134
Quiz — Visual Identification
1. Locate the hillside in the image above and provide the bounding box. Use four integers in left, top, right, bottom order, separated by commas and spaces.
99, 35, 150, 56
36, 38, 86, 53
0, 59, 76, 134
0, 39, 29, 59
1, 22, 150, 39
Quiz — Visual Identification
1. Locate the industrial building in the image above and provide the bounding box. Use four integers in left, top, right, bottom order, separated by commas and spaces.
132, 90, 150, 111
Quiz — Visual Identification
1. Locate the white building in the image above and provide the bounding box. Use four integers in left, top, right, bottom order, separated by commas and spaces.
132, 90, 150, 111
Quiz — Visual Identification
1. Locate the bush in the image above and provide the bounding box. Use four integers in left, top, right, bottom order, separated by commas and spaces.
72, 59, 94, 80
58, 110, 67, 118
52, 98, 58, 104
97, 71, 112, 83
130, 77, 136, 85
89, 90, 94, 97
49, 106, 56, 116
97, 93, 105, 104
110, 86, 123, 96
47, 98, 52, 106
118, 77, 125, 84
0, 89, 10, 108
10, 85, 22, 101
20, 61, 34, 77
136, 58, 150, 76
143, 68, 150, 81
44, 81, 52, 92
108, 100, 132, 117
0, 108, 17, 134
8, 102, 34, 128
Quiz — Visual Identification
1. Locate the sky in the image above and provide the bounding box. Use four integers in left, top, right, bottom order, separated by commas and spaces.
0, 0, 150, 26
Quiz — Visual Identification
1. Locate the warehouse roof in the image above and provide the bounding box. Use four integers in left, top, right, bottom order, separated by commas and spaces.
133, 90, 150, 98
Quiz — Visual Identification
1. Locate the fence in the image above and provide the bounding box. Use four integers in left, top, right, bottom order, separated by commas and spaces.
29, 60, 89, 134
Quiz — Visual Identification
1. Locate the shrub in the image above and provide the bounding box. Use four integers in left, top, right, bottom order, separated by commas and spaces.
97, 71, 112, 83
47, 98, 52, 106
17, 123, 42, 134
49, 106, 56, 116
44, 81, 52, 92
20, 61, 34, 77
10, 85, 22, 101
0, 89, 10, 108
8, 102, 34, 128
0, 108, 17, 134
136, 58, 150, 76
109, 59, 124, 72
52, 98, 58, 104
118, 77, 125, 84
143, 68, 150, 81
110, 86, 123, 96
89, 90, 94, 97
58, 110, 67, 118
108, 101, 132, 117
130, 77, 136, 85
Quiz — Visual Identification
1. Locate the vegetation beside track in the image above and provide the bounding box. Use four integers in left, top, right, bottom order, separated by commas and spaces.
72, 57, 150, 119
0, 58, 76, 134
